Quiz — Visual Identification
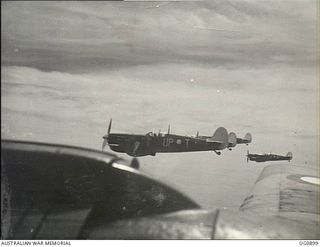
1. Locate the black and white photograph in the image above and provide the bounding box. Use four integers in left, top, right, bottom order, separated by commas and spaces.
1, 0, 319, 240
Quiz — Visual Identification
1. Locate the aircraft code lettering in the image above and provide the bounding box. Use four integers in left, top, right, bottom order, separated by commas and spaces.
163, 138, 174, 147
185, 139, 190, 149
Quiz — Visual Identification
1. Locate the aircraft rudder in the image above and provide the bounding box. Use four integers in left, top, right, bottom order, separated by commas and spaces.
287, 152, 293, 158
212, 127, 228, 144
228, 132, 237, 147
244, 133, 252, 142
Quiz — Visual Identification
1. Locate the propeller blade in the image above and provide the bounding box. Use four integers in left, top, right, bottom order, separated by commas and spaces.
247, 150, 249, 163
102, 138, 108, 151
102, 118, 112, 151
132, 141, 140, 156
108, 118, 112, 134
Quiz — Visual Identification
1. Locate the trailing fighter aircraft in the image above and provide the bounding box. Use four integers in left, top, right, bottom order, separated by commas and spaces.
236, 133, 252, 145
247, 151, 293, 163
191, 131, 247, 151
1, 140, 319, 239
227, 132, 237, 150
102, 119, 229, 156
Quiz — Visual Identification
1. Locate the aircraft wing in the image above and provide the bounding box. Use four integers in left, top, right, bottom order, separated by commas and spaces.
206, 139, 224, 144
1, 140, 199, 239
2, 140, 319, 239
240, 164, 319, 221
87, 164, 320, 239
209, 164, 319, 239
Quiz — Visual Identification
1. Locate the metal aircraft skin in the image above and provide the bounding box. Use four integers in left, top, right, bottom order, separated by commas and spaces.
197, 131, 251, 151
236, 133, 252, 145
102, 119, 230, 157
247, 151, 293, 163
1, 140, 319, 239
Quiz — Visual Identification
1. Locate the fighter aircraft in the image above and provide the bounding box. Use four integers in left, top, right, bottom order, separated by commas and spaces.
102, 119, 229, 156
247, 151, 293, 163
1, 140, 319, 239
227, 132, 237, 150
236, 133, 252, 145
191, 131, 247, 151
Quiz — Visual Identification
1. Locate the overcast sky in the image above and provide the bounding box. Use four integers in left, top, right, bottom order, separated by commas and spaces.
2, 1, 317, 72
1, 1, 319, 208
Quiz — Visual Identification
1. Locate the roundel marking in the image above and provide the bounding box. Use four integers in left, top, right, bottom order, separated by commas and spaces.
300, 176, 320, 185
287, 174, 320, 186
176, 139, 182, 145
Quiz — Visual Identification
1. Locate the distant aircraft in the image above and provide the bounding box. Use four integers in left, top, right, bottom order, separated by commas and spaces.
247, 151, 293, 163
195, 131, 249, 151
236, 133, 252, 145
227, 132, 237, 150
102, 119, 229, 157
1, 140, 318, 239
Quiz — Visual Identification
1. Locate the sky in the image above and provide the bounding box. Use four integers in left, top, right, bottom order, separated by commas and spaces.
1, 0, 319, 209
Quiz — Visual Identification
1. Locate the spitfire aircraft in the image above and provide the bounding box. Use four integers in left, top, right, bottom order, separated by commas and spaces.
247, 151, 293, 163
102, 119, 230, 157
1, 139, 319, 239
194, 131, 250, 151
227, 132, 237, 150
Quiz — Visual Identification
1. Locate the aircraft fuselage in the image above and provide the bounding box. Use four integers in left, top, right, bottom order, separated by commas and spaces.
248, 154, 292, 162
106, 133, 227, 157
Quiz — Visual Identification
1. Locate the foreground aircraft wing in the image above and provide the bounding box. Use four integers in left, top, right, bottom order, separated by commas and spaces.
1, 140, 319, 239
240, 164, 319, 222
88, 164, 319, 239
1, 140, 199, 239
212, 164, 319, 239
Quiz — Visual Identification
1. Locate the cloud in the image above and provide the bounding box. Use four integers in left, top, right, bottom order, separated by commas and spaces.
1, 1, 317, 72
2, 64, 318, 137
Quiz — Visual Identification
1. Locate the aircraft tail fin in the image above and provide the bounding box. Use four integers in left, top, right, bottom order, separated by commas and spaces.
206, 127, 228, 145
244, 133, 252, 143
228, 132, 237, 148
286, 152, 293, 159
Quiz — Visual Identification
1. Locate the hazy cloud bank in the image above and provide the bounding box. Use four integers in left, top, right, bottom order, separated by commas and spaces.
2, 1, 317, 72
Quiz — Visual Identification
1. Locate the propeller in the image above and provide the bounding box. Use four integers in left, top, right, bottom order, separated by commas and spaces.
247, 150, 249, 163
167, 124, 170, 135
102, 118, 112, 151
102, 139, 108, 151
107, 118, 112, 134
132, 141, 140, 156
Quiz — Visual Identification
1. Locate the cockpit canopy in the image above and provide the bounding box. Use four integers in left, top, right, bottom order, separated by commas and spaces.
146, 132, 167, 137
146, 132, 156, 137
